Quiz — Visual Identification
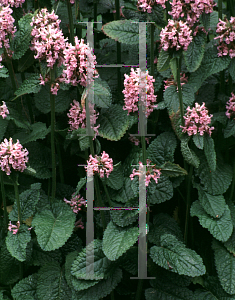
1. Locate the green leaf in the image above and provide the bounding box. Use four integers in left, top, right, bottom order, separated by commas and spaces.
150, 233, 206, 277
193, 134, 204, 150
32, 200, 76, 251
224, 230, 235, 255
184, 31, 207, 72
110, 209, 138, 227
204, 135, 216, 172
6, 224, 31, 262
0, 65, 9, 78
102, 20, 139, 44
191, 201, 233, 242
224, 120, 235, 138
105, 162, 124, 190
188, 42, 231, 93
0, 117, 9, 141
36, 262, 71, 300
163, 85, 179, 112
9, 183, 42, 221
157, 49, 171, 72
76, 177, 87, 194
147, 132, 177, 166
228, 58, 235, 81
11, 274, 37, 300
7, 107, 30, 130
97, 104, 129, 141
108, 177, 137, 203
12, 14, 33, 60
102, 220, 139, 261
182, 84, 195, 107
93, 79, 112, 108
71, 240, 115, 280
202, 275, 235, 300
148, 175, 174, 204
170, 58, 177, 81
14, 74, 41, 99
212, 239, 235, 295
160, 161, 187, 177
145, 286, 195, 300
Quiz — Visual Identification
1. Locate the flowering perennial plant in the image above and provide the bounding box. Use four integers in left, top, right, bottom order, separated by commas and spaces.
122, 68, 157, 118
164, 73, 188, 91
63, 37, 99, 87
8, 221, 20, 234
137, 0, 166, 13
0, 101, 9, 119
160, 20, 193, 51
130, 159, 161, 187
214, 16, 235, 59
85, 151, 113, 178
0, 4, 16, 51
226, 92, 235, 120
0, 0, 25, 7
0, 138, 28, 175
64, 193, 87, 214
180, 102, 214, 136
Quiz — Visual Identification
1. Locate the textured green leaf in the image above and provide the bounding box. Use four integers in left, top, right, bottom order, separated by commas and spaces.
191, 201, 233, 242
105, 162, 124, 190
224, 120, 235, 138
184, 31, 207, 72
7, 107, 30, 130
224, 230, 235, 255
160, 161, 187, 177
228, 58, 235, 81
72, 240, 115, 280
14, 74, 41, 99
148, 175, 174, 204
93, 79, 112, 108
0, 117, 9, 141
203, 275, 235, 300
193, 134, 204, 150
65, 251, 79, 289
11, 274, 37, 300
170, 57, 177, 81
150, 233, 206, 277
195, 155, 233, 195
110, 209, 138, 227
212, 239, 235, 295
147, 132, 177, 166
76, 177, 87, 194
36, 262, 71, 300
32, 200, 76, 251
145, 286, 195, 300
102, 220, 139, 261
97, 104, 129, 141
0, 65, 9, 78
73, 268, 122, 300
6, 224, 31, 262
102, 20, 139, 44
188, 42, 231, 93
204, 135, 216, 172
71, 276, 99, 292
9, 183, 42, 221
157, 49, 171, 72
109, 177, 137, 203
182, 84, 195, 107
163, 85, 179, 112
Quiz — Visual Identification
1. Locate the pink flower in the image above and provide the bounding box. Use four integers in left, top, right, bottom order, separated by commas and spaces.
63, 37, 99, 87
128, 134, 151, 146
164, 73, 188, 91
0, 4, 16, 51
0, 138, 29, 175
64, 193, 87, 214
137, 0, 166, 13
225, 92, 235, 119
214, 16, 235, 59
8, 221, 20, 234
130, 159, 161, 187
0, 0, 25, 8
160, 20, 193, 51
0, 101, 9, 119
122, 68, 157, 118
180, 102, 214, 136
85, 151, 113, 178
67, 100, 100, 139
75, 217, 84, 229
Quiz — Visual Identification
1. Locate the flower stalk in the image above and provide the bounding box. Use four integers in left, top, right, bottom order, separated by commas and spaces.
176, 57, 184, 126
50, 67, 56, 203
67, 0, 75, 45
0, 171, 8, 231
184, 164, 193, 246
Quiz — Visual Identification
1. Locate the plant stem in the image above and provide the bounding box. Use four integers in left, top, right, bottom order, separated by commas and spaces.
184, 164, 193, 246
21, 73, 34, 124
67, 0, 75, 45
102, 178, 112, 207
166, 0, 171, 22
94, 175, 106, 229
150, 23, 155, 77
50, 68, 56, 203
176, 57, 184, 126
135, 279, 144, 300
94, 0, 98, 48
218, 0, 222, 19
13, 176, 22, 225
115, 0, 122, 100
75, 0, 82, 40
0, 171, 8, 231
5, 54, 17, 92
229, 75, 233, 95
56, 138, 64, 184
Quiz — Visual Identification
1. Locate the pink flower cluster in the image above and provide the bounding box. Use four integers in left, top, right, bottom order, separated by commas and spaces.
0, 4, 16, 50
225, 92, 235, 119
0, 0, 25, 8
122, 68, 157, 118
75, 217, 84, 229
0, 101, 9, 119
137, 0, 166, 13
130, 159, 161, 187
214, 17, 235, 59
63, 37, 99, 87
0, 138, 29, 175
30, 8, 67, 69
8, 221, 20, 234
180, 102, 214, 136
85, 151, 113, 178
128, 134, 151, 146
64, 193, 87, 214
67, 100, 100, 138
164, 73, 188, 91
160, 20, 193, 51
169, 0, 216, 28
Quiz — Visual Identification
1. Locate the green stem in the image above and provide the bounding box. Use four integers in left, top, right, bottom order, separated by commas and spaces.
67, 0, 75, 45
50, 68, 56, 203
21, 73, 34, 124
229, 157, 235, 202
115, 0, 122, 100
13, 176, 22, 225
218, 0, 225, 93
184, 164, 193, 246
94, 0, 98, 48
176, 57, 184, 126
229, 0, 235, 17
56, 138, 64, 184
102, 178, 112, 207
150, 23, 155, 77
135, 279, 144, 300
166, 1, 171, 23
94, 175, 106, 229
75, 0, 82, 40
229, 74, 233, 95
0, 171, 8, 232
218, 0, 222, 19
5, 54, 17, 92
